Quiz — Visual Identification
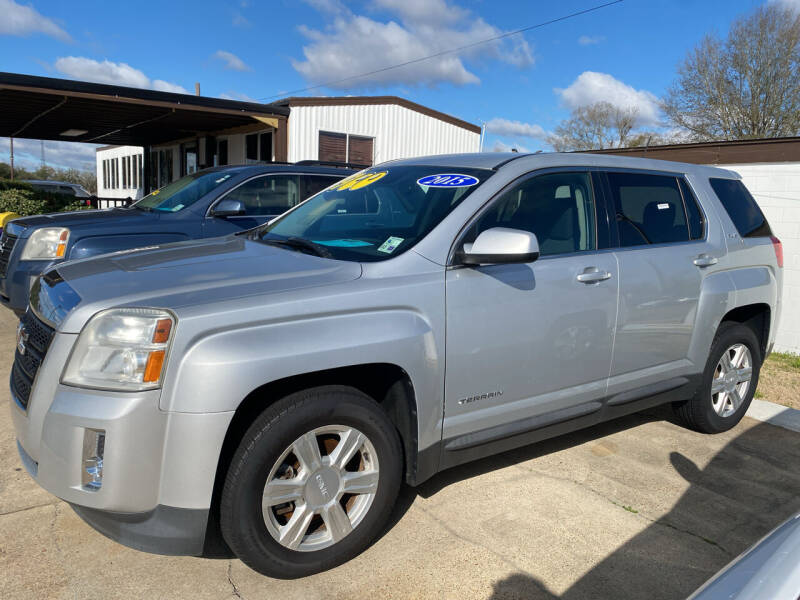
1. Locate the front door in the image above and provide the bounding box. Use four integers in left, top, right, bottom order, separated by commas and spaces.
444, 171, 619, 444
203, 174, 302, 237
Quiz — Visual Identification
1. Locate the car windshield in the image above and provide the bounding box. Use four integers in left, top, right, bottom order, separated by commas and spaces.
133, 170, 238, 212
253, 165, 492, 262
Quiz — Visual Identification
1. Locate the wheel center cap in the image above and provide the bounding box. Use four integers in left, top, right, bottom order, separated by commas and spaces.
304, 467, 340, 507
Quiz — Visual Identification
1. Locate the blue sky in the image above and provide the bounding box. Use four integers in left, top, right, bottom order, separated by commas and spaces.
0, 0, 785, 170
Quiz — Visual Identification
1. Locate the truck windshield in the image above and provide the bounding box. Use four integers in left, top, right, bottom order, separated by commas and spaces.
133, 170, 237, 212
254, 166, 492, 262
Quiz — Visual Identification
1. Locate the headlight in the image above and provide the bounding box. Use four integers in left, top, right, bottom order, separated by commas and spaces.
21, 228, 70, 260
62, 308, 175, 391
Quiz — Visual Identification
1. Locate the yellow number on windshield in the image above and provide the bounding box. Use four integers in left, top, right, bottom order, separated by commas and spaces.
336, 171, 388, 191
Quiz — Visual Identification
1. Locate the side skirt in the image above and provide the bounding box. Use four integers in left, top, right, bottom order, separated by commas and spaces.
420, 374, 701, 480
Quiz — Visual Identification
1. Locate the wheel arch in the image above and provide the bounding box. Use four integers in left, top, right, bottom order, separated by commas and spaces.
719, 303, 771, 360
202, 363, 422, 555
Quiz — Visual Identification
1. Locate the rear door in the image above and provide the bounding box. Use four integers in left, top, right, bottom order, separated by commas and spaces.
443, 170, 619, 444
604, 170, 717, 394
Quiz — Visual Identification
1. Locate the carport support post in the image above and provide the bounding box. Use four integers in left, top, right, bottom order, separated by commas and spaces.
142, 145, 151, 194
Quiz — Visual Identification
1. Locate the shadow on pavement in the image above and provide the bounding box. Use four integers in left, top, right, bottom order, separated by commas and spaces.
480, 418, 800, 600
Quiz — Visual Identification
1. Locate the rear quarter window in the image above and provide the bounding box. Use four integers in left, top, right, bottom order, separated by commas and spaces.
709, 178, 772, 238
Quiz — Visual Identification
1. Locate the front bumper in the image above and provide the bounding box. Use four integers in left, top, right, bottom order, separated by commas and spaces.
11, 331, 235, 556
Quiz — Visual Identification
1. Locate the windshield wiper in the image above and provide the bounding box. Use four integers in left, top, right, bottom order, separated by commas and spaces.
262, 236, 333, 258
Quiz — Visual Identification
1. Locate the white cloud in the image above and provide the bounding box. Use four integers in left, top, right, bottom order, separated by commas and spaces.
232, 12, 250, 27
556, 71, 661, 126
219, 91, 258, 102
293, 0, 533, 89
490, 140, 530, 153
213, 50, 251, 72
770, 0, 800, 11
0, 0, 70, 42
485, 118, 546, 139
0, 137, 99, 171
577, 35, 604, 45
54, 57, 189, 94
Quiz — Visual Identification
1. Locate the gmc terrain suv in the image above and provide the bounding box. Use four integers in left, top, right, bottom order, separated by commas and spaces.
11, 153, 782, 578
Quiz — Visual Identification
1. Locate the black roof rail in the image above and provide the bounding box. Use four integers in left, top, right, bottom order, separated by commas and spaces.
295, 160, 369, 170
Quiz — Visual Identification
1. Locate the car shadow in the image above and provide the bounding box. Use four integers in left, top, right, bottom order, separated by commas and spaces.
473, 417, 800, 599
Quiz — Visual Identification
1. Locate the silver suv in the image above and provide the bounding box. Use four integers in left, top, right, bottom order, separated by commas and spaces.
11, 153, 783, 578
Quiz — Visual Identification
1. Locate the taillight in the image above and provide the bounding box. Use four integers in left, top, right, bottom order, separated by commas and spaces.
770, 236, 783, 268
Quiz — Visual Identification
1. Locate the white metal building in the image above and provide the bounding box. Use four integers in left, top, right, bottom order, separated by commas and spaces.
95, 96, 481, 200
95, 145, 144, 202
274, 97, 481, 165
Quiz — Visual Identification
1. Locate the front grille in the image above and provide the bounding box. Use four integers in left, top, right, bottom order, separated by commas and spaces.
11, 311, 55, 410
0, 231, 18, 277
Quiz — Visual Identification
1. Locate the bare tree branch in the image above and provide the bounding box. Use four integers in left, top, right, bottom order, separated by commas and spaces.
662, 5, 800, 140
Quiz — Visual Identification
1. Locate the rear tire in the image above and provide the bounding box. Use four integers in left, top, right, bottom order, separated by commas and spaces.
674, 322, 761, 433
220, 385, 402, 578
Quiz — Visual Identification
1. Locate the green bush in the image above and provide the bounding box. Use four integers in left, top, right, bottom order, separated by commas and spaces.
0, 179, 33, 193
0, 188, 49, 216
0, 179, 91, 215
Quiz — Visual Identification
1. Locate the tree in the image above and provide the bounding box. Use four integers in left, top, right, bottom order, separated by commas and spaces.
0, 162, 96, 194
662, 5, 800, 141
547, 101, 640, 151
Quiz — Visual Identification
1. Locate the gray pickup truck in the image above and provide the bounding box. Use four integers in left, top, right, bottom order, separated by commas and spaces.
11, 153, 782, 578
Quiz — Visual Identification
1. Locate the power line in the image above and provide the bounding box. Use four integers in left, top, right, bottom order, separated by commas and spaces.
258, 0, 625, 102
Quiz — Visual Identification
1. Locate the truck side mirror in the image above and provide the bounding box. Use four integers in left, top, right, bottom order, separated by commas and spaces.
211, 199, 246, 218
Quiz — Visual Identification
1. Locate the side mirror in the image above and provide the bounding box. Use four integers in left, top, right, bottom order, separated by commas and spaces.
458, 227, 540, 266
211, 198, 245, 218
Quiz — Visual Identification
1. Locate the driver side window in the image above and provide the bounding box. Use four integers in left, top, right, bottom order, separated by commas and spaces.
468, 171, 597, 256
224, 175, 300, 216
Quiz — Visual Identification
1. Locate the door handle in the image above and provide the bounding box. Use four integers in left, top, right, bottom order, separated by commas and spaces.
577, 268, 612, 283
693, 254, 718, 267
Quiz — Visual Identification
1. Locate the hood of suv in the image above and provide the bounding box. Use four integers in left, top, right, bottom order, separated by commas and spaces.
46, 235, 362, 332
12, 207, 153, 232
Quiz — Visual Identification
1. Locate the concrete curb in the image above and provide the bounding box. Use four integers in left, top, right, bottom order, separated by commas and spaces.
746, 399, 800, 433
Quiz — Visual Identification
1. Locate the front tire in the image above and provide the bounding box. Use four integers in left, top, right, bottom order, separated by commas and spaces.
220, 386, 402, 578
674, 322, 761, 433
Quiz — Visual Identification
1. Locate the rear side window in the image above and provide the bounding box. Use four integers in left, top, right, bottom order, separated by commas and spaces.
709, 178, 772, 237
607, 172, 689, 246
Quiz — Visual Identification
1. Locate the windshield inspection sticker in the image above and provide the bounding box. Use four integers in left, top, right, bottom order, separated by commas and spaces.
417, 173, 479, 188
657, 203, 670, 210
377, 236, 404, 254
336, 171, 388, 191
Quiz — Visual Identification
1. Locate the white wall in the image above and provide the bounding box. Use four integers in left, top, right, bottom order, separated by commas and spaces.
725, 163, 800, 354
287, 103, 480, 164
95, 145, 144, 202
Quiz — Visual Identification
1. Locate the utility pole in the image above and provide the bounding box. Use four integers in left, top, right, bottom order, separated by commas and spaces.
40, 140, 46, 171
9, 137, 14, 180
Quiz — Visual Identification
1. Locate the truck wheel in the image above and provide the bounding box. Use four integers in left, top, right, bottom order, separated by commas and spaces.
674, 322, 761, 433
220, 385, 402, 578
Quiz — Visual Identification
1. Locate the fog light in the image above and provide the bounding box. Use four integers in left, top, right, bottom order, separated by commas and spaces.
82, 429, 105, 491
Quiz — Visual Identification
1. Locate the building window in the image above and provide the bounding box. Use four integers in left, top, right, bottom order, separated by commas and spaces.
319, 131, 373, 166
348, 135, 374, 166
122, 156, 128, 189
245, 131, 273, 163
102, 160, 107, 190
